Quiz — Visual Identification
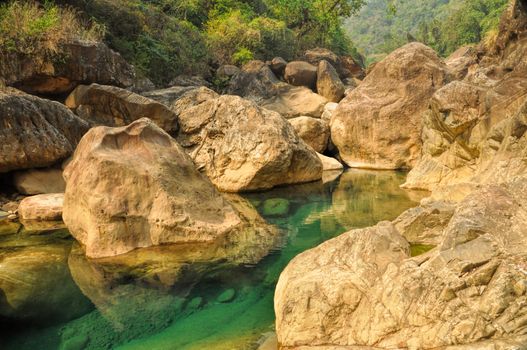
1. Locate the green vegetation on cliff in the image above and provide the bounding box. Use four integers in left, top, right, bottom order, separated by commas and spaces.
38, 0, 366, 85
346, 0, 508, 63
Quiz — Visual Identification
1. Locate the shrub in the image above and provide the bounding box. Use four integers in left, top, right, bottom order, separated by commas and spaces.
0, 1, 104, 55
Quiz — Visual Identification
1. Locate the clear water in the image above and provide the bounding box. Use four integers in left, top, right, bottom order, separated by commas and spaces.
0, 170, 421, 350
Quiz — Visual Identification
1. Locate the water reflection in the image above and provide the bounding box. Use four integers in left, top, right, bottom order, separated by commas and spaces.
0, 170, 420, 350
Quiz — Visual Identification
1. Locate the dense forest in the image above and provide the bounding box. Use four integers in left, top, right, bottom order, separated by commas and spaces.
346, 0, 508, 63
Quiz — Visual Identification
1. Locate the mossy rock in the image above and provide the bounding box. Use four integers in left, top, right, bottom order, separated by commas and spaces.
216, 289, 236, 303
262, 198, 290, 217
187, 296, 204, 310
60, 334, 89, 350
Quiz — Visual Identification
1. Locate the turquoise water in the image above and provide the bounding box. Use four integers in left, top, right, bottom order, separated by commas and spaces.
0, 170, 421, 350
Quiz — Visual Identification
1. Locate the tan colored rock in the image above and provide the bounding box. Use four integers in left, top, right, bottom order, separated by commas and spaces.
141, 85, 200, 108
284, 61, 318, 89
169, 75, 210, 88
446, 45, 478, 80
316, 60, 345, 103
227, 61, 328, 118
289, 117, 330, 153
331, 42, 449, 169
304, 48, 365, 79
276, 179, 527, 349
0, 89, 88, 173
63, 118, 277, 258
404, 0, 527, 194
0, 41, 134, 95
13, 168, 65, 195
317, 153, 343, 171
321, 102, 338, 123
18, 194, 64, 221
217, 65, 240, 80
176, 94, 323, 192
66, 83, 178, 133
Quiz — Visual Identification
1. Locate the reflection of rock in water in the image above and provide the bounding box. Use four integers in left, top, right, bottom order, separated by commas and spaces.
62, 195, 282, 350
304, 170, 422, 230
0, 231, 92, 325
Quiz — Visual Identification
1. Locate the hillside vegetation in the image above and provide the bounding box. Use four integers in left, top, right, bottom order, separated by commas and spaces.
0, 0, 367, 85
346, 0, 508, 63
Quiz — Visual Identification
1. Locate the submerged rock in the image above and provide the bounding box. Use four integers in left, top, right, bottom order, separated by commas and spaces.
0, 41, 134, 95
216, 289, 236, 303
262, 198, 290, 217
63, 118, 278, 258
0, 89, 88, 173
176, 93, 322, 192
66, 83, 178, 133
330, 42, 449, 169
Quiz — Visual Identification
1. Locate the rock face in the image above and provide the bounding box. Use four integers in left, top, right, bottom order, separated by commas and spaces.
18, 194, 64, 221
0, 89, 89, 173
289, 117, 330, 153
0, 41, 134, 95
284, 61, 318, 89
227, 61, 328, 118
403, 0, 527, 192
316, 60, 345, 102
62, 118, 277, 258
66, 83, 178, 133
275, 178, 527, 349
331, 42, 450, 169
13, 168, 65, 195
175, 92, 323, 192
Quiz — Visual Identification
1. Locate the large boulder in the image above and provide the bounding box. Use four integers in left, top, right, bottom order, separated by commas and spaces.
66, 83, 179, 133
227, 61, 328, 118
0, 89, 88, 173
144, 86, 218, 112
275, 179, 527, 349
331, 42, 450, 169
403, 1, 527, 193
304, 48, 365, 79
62, 118, 277, 258
316, 60, 345, 102
175, 93, 323, 192
289, 116, 330, 153
0, 41, 134, 95
269, 57, 287, 77
284, 61, 318, 89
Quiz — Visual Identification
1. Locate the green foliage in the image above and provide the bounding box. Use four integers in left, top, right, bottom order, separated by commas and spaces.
0, 1, 104, 55
346, 0, 508, 63
232, 47, 255, 65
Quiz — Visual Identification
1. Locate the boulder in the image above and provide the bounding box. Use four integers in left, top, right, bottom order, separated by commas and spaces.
176, 93, 323, 192
275, 179, 527, 349
289, 116, 330, 153
331, 43, 450, 169
227, 61, 328, 118
317, 153, 343, 171
0, 89, 89, 173
321, 102, 338, 123
316, 60, 345, 102
143, 86, 216, 112
0, 41, 134, 95
269, 57, 287, 77
130, 77, 156, 93
304, 48, 365, 79
284, 61, 318, 89
13, 168, 65, 195
62, 118, 277, 258
446, 45, 478, 80
65, 83, 178, 133
18, 193, 64, 221
403, 2, 527, 193
169, 75, 210, 88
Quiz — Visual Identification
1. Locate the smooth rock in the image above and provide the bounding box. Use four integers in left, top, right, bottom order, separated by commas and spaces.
216, 289, 236, 303
317, 153, 343, 171
18, 194, 63, 221
316, 60, 345, 102
13, 168, 65, 195
284, 61, 318, 89
289, 117, 330, 153
66, 83, 178, 133
321, 102, 338, 123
